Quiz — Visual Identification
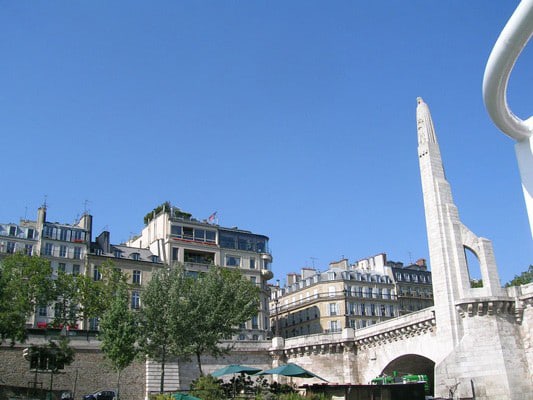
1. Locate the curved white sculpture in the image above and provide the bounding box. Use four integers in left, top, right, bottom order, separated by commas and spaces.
483, 0, 533, 238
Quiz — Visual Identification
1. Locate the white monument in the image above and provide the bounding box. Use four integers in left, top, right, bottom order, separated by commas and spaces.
417, 97, 531, 399
483, 0, 533, 239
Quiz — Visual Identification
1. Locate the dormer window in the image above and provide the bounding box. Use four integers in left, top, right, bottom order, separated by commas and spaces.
114, 250, 123, 258
9, 226, 16, 236
131, 253, 140, 261
151, 255, 159, 263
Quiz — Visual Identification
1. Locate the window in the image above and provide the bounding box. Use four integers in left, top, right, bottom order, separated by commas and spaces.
131, 253, 140, 261
361, 303, 366, 316
183, 227, 193, 239
194, 229, 205, 241
250, 258, 256, 269
370, 304, 376, 316
59, 245, 67, 258
6, 242, 16, 254
44, 243, 53, 256
205, 230, 216, 242
251, 315, 259, 329
38, 306, 47, 317
9, 226, 16, 236
238, 334, 245, 341
72, 230, 84, 242
60, 229, 68, 241
114, 250, 122, 258
151, 255, 159, 263
73, 247, 81, 260
329, 320, 339, 332
58, 263, 66, 273
329, 303, 338, 316
225, 255, 241, 267
328, 286, 336, 297
133, 270, 142, 285
131, 291, 140, 309
27, 229, 34, 239
72, 264, 80, 276
250, 276, 257, 285
89, 317, 99, 330
54, 302, 63, 318
252, 334, 258, 341
93, 266, 101, 281
25, 244, 33, 256
172, 247, 179, 261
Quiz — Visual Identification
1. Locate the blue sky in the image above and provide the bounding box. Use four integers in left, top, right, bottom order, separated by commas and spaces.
1, 1, 531, 284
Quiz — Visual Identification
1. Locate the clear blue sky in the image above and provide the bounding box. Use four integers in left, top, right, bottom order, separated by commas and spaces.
1, 1, 531, 284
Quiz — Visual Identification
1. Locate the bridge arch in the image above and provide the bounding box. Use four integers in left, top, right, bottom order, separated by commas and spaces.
380, 354, 435, 396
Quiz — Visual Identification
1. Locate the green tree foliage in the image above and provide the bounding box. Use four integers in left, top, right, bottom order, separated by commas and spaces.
190, 375, 226, 400
76, 260, 129, 333
99, 287, 138, 400
138, 266, 192, 393
138, 265, 260, 388
186, 267, 260, 375
0, 254, 55, 344
143, 202, 192, 225
505, 265, 533, 287
52, 271, 80, 328
470, 279, 483, 288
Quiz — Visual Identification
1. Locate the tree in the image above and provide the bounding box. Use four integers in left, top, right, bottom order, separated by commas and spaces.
0, 254, 55, 344
137, 267, 192, 393
505, 265, 533, 287
52, 271, 80, 328
76, 260, 129, 333
185, 267, 260, 375
138, 265, 260, 384
99, 287, 138, 400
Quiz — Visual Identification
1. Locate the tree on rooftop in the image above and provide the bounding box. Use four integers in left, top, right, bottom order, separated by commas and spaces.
0, 254, 55, 344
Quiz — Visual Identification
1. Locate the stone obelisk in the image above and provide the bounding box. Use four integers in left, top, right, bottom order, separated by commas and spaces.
416, 97, 531, 399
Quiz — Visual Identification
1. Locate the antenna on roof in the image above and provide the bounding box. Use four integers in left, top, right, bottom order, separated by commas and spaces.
42, 195, 48, 209
83, 199, 91, 215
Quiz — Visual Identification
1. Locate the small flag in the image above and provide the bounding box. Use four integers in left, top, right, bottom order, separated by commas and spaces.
208, 211, 217, 222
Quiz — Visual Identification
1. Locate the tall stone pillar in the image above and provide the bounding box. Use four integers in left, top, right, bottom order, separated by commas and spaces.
416, 98, 529, 399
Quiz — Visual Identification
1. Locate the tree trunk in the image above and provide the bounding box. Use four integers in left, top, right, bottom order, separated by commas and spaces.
196, 351, 203, 376
160, 346, 166, 394
116, 369, 121, 400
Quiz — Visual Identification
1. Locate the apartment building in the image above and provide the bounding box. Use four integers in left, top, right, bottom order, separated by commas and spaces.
271, 254, 434, 338
270, 258, 397, 338
126, 203, 274, 340
1, 203, 273, 339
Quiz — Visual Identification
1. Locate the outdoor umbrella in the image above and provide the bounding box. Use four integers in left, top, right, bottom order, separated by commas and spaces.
211, 364, 263, 398
211, 364, 262, 377
171, 393, 201, 400
258, 363, 328, 382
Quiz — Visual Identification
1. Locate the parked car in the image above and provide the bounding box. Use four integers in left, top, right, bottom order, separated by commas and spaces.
82, 390, 116, 400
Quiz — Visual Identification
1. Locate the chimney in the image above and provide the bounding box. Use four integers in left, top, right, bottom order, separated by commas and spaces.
287, 273, 299, 286
96, 231, 111, 253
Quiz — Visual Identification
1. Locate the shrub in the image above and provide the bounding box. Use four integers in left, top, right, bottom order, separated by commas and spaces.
190, 375, 225, 400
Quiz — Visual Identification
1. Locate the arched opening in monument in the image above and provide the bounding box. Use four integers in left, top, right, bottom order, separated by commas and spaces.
464, 246, 483, 287
380, 354, 435, 395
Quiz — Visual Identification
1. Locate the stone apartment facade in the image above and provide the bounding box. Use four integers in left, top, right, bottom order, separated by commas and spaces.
270, 254, 434, 338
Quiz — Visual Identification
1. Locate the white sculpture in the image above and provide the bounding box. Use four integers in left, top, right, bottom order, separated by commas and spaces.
483, 0, 533, 239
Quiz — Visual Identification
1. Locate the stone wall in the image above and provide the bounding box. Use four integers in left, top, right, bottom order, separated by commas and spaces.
0, 343, 145, 400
